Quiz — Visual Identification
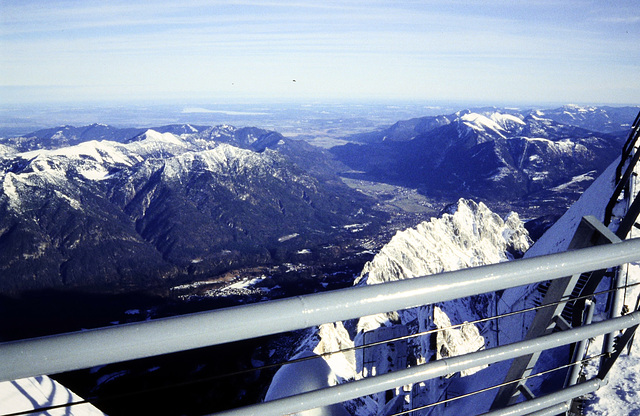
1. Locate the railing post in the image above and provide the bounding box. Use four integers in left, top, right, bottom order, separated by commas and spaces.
601, 266, 626, 368
491, 216, 620, 409
565, 299, 595, 387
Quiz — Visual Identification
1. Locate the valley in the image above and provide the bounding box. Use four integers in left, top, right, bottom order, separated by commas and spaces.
2, 104, 637, 327
1, 103, 639, 415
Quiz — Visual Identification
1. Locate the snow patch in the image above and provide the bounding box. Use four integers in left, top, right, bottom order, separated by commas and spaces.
551, 171, 596, 192
278, 233, 299, 242
54, 190, 82, 210
0, 376, 106, 416
460, 113, 506, 139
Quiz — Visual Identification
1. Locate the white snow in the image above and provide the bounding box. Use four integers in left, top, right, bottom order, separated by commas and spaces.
433, 306, 486, 376
278, 233, 300, 242
141, 129, 184, 146
54, 189, 82, 210
460, 113, 506, 139
0, 376, 105, 416
489, 112, 525, 131
1, 172, 21, 211
583, 261, 640, 415
264, 350, 351, 416
551, 171, 596, 192
489, 166, 512, 181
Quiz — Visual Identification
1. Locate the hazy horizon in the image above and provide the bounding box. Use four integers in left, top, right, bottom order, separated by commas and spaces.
2, 1, 639, 106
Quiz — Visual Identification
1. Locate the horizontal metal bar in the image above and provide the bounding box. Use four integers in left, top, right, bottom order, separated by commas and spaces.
519, 402, 570, 416
211, 311, 640, 416
480, 378, 604, 416
2, 238, 640, 382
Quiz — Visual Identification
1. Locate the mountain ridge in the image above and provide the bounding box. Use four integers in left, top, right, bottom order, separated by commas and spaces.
0, 128, 380, 294
331, 108, 625, 215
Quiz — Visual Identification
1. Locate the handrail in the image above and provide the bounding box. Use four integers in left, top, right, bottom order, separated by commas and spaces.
606, 110, 640, 225
2, 237, 640, 383
4, 110, 640, 416
481, 378, 605, 416
214, 312, 640, 416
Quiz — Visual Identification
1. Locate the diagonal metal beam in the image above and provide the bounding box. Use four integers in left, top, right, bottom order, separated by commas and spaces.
491, 216, 621, 409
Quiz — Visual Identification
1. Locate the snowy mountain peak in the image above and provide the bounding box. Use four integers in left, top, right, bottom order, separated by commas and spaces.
489, 112, 525, 130
459, 112, 507, 140
356, 198, 531, 286
530, 110, 546, 119
564, 103, 595, 113
136, 129, 183, 145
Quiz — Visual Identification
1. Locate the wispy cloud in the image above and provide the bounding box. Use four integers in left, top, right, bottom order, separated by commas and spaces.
1, 0, 639, 104
597, 16, 640, 24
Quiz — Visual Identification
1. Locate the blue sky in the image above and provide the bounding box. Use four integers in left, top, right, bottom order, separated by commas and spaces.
1, 0, 639, 105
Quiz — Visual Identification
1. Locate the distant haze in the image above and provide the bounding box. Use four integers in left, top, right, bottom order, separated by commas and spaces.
1, 1, 639, 105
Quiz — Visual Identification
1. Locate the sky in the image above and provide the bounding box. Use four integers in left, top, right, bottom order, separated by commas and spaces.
1, 0, 639, 106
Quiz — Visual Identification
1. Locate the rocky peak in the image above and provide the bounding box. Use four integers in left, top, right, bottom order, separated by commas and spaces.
356, 198, 531, 286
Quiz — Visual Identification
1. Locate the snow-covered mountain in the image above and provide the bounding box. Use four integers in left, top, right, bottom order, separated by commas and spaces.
346, 105, 638, 144
331, 108, 626, 217
1, 123, 212, 152
535, 104, 640, 134
274, 199, 531, 415
0, 127, 377, 294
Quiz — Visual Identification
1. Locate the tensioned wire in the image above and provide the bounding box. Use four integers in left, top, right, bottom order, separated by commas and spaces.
3, 280, 638, 416
387, 353, 608, 416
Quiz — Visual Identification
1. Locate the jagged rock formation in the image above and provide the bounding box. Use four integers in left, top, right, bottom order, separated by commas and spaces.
355, 199, 530, 286
297, 199, 531, 415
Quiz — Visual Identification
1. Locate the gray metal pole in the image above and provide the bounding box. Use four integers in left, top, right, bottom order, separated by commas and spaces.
565, 299, 595, 387
211, 312, 639, 416
2, 238, 640, 382
520, 402, 570, 416
480, 378, 604, 416
602, 266, 626, 367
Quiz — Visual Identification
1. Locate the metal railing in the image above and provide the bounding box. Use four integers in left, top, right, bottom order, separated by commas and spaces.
2, 238, 640, 384
2, 236, 640, 415
604, 110, 640, 227
2, 111, 640, 416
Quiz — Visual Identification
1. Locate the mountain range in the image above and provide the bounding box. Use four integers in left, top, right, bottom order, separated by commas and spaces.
0, 105, 636, 297
331, 108, 627, 216
0, 126, 378, 294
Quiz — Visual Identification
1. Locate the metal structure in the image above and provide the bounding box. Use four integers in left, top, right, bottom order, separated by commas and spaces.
2, 112, 639, 415
491, 108, 640, 410
2, 238, 640, 383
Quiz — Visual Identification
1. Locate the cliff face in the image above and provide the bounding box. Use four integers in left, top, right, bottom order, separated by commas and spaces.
289, 198, 532, 415
356, 199, 530, 286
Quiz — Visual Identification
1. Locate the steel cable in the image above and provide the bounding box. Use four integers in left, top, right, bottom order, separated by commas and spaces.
3, 280, 638, 416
